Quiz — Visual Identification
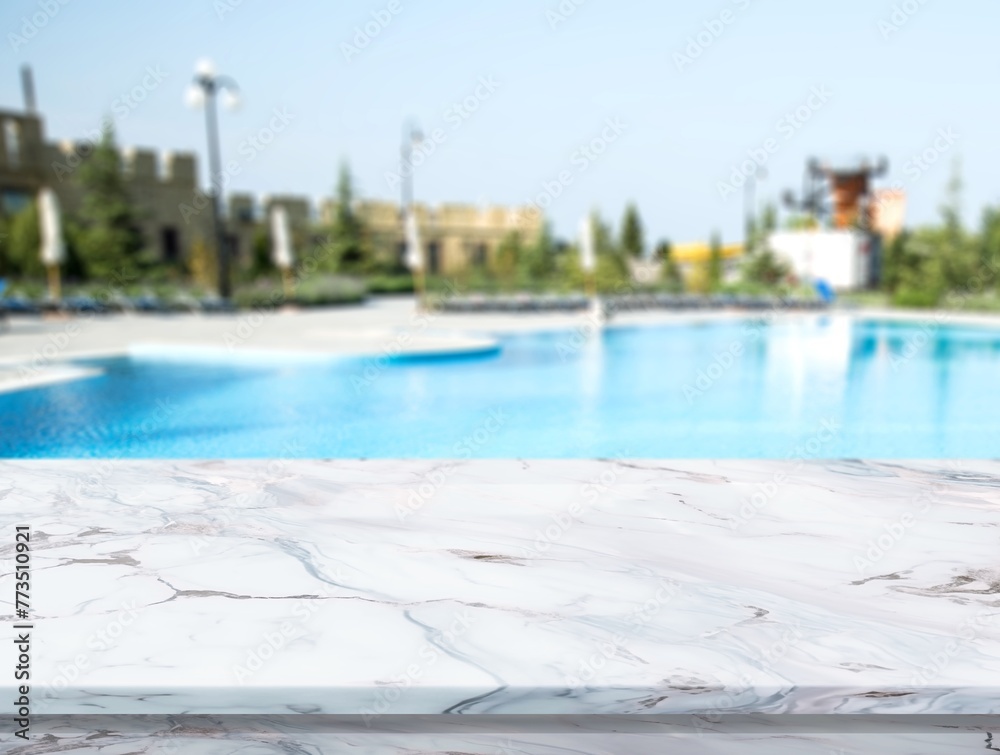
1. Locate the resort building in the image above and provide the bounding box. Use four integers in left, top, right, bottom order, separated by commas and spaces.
320, 200, 542, 275
0, 105, 215, 266
671, 241, 745, 285
0, 97, 542, 277
764, 157, 903, 291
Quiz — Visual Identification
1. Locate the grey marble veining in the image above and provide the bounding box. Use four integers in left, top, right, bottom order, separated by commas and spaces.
1, 459, 998, 720
6, 714, 1000, 754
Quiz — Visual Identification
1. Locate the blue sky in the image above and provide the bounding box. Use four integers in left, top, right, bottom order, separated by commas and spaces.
0, 0, 994, 246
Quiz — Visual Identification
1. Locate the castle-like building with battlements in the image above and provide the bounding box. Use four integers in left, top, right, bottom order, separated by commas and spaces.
0, 102, 541, 277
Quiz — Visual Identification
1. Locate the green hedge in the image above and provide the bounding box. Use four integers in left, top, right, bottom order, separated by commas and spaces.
233, 275, 367, 309
365, 274, 415, 294
891, 287, 940, 309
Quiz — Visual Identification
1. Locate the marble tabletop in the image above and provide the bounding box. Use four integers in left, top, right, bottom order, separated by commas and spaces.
1, 459, 998, 718
8, 713, 1000, 754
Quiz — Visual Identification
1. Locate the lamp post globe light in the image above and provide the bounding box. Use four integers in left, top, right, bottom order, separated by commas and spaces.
187, 58, 240, 300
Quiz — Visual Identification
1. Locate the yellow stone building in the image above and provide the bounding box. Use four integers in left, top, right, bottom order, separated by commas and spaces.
319, 200, 542, 275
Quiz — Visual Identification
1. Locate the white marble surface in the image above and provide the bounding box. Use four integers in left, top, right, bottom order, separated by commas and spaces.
6, 714, 1000, 754
1, 459, 999, 718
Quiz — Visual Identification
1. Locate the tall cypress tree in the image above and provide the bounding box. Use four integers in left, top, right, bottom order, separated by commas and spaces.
6, 201, 42, 278
331, 162, 369, 272
621, 203, 645, 258
517, 222, 556, 283
707, 231, 723, 291
74, 124, 144, 282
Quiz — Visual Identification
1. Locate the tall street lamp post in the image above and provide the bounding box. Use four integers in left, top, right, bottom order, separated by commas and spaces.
187, 59, 240, 300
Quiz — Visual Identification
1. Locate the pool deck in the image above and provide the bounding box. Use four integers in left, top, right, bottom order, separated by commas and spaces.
2, 295, 1000, 394
2, 458, 999, 750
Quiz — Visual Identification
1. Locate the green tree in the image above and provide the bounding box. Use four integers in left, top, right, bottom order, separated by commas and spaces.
330, 162, 370, 273
940, 158, 963, 234
0, 215, 8, 277
706, 231, 723, 292
742, 247, 789, 287
761, 203, 778, 234
880, 230, 909, 294
495, 230, 523, 288
516, 222, 556, 286
747, 202, 778, 254
655, 240, 683, 291
893, 231, 944, 307
6, 201, 43, 278
937, 158, 978, 290
248, 226, 274, 280
74, 123, 145, 282
882, 160, 999, 305
785, 214, 818, 231
620, 203, 645, 258
888, 228, 947, 307
978, 206, 1000, 282
593, 213, 629, 292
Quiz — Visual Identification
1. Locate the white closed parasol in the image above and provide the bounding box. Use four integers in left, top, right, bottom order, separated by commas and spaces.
404, 209, 422, 272
38, 188, 65, 301
270, 205, 295, 300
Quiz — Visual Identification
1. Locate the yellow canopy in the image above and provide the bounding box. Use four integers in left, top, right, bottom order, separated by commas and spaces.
670, 242, 744, 263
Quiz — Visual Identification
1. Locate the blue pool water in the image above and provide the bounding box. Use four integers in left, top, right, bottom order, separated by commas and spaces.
3, 316, 1000, 458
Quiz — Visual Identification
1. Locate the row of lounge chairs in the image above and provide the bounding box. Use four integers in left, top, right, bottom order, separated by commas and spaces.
0, 293, 235, 316
605, 293, 829, 312
436, 293, 829, 313
437, 294, 591, 313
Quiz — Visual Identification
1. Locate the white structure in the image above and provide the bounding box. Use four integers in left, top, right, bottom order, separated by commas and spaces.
579, 216, 596, 273
404, 210, 422, 272
38, 187, 65, 267
768, 230, 872, 291
269, 206, 294, 270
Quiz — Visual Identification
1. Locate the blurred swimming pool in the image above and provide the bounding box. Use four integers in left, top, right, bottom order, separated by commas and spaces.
3, 316, 999, 458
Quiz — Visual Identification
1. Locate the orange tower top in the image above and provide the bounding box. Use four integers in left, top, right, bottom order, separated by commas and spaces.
811, 158, 889, 230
